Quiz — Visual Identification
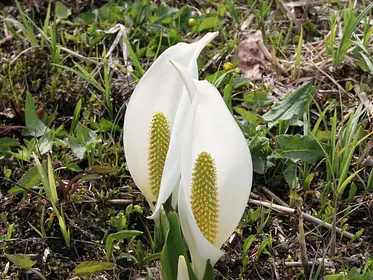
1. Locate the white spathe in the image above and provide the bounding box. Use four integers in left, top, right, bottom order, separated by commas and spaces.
123, 32, 218, 210
172, 61, 253, 279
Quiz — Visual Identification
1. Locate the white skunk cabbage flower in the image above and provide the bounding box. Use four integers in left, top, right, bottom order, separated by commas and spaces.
177, 255, 189, 280
123, 32, 218, 211
171, 61, 253, 279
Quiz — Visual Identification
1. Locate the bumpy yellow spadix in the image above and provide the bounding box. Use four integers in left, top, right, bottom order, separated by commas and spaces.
148, 112, 170, 200
123, 32, 219, 210
190, 152, 219, 244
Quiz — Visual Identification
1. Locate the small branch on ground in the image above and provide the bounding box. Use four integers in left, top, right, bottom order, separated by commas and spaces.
248, 198, 358, 241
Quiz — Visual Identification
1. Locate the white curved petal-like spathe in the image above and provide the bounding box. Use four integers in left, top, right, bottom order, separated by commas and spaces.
124, 32, 218, 210
179, 180, 223, 280
178, 97, 223, 280
188, 80, 253, 249
176, 65, 252, 279
177, 255, 189, 280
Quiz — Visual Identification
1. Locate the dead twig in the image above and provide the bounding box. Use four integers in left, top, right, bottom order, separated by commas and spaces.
298, 207, 309, 272
256, 39, 289, 77
248, 199, 357, 240
284, 260, 334, 268
262, 187, 289, 207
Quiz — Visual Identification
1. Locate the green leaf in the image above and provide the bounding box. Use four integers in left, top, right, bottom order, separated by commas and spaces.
249, 135, 274, 174
67, 136, 86, 159
34, 156, 52, 203
5, 254, 36, 269
76, 124, 98, 146
0, 137, 19, 157
106, 230, 142, 262
74, 261, 115, 277
78, 12, 97, 24
8, 165, 43, 195
47, 155, 59, 205
202, 260, 214, 280
24, 92, 50, 137
161, 212, 197, 280
262, 83, 316, 123
198, 17, 221, 32
243, 91, 273, 108
324, 275, 345, 280
70, 99, 82, 133
277, 134, 324, 163
234, 107, 263, 125
243, 235, 256, 255
55, 1, 71, 19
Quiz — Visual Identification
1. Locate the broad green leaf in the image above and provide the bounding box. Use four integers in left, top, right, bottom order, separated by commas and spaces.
0, 137, 19, 147
55, 2, 71, 19
106, 230, 142, 262
78, 12, 97, 24
249, 135, 274, 174
8, 164, 45, 195
277, 134, 324, 163
0, 137, 19, 156
74, 261, 115, 277
76, 124, 98, 147
262, 83, 316, 123
284, 164, 298, 190
5, 254, 36, 269
24, 92, 50, 137
198, 17, 221, 32
90, 118, 121, 132
67, 136, 86, 159
243, 91, 273, 108
161, 212, 197, 280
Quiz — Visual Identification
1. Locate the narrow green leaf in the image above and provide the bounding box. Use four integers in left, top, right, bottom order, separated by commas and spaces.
234, 107, 263, 125
74, 261, 115, 277
161, 212, 197, 280
41, 1, 51, 46
47, 155, 59, 205
337, 168, 363, 196
15, 0, 38, 46
34, 155, 51, 202
121, 30, 144, 77
54, 204, 70, 247
71, 99, 82, 133
243, 235, 256, 255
